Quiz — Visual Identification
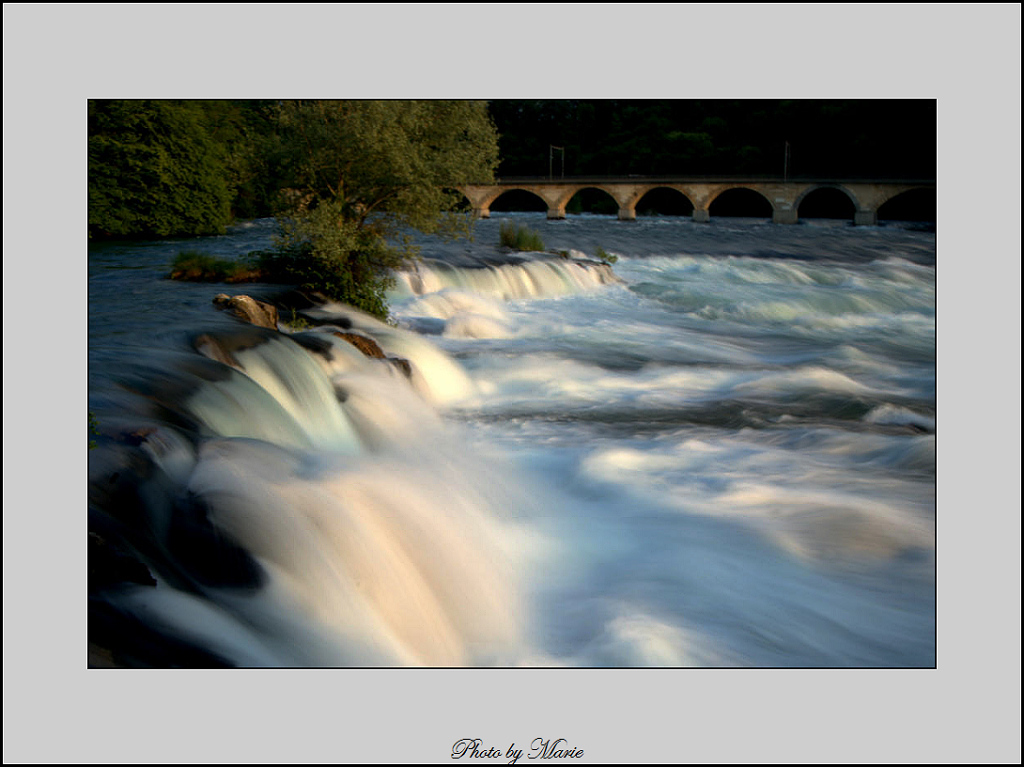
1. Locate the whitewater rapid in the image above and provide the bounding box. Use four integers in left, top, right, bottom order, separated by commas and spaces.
88, 215, 935, 667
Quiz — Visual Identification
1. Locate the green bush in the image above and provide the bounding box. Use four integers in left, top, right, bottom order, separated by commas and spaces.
282, 309, 314, 331
595, 247, 618, 264
499, 221, 545, 252
254, 202, 408, 321
169, 250, 263, 282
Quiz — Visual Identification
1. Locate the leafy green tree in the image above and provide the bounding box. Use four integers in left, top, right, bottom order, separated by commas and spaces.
263, 100, 499, 319
89, 100, 235, 238
198, 100, 281, 220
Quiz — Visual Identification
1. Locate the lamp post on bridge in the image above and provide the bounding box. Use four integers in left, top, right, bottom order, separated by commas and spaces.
549, 145, 564, 180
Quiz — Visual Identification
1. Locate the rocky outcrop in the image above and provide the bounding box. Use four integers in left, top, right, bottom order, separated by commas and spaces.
208, 295, 416, 382
193, 328, 274, 368
330, 331, 413, 379
331, 331, 386, 359
387, 357, 413, 379
212, 294, 279, 330
272, 288, 333, 313
89, 532, 157, 591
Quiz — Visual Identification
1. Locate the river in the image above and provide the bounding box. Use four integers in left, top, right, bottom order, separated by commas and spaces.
87, 212, 935, 667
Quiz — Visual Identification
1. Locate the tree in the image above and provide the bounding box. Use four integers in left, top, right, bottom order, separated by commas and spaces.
199, 100, 281, 220
88, 100, 235, 238
262, 100, 499, 319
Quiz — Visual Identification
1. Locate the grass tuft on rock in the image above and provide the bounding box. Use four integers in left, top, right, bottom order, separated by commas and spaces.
169, 250, 264, 283
499, 221, 545, 252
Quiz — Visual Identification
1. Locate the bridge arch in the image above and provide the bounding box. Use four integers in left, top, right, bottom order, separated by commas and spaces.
795, 184, 859, 221
877, 187, 936, 223
487, 188, 548, 213
635, 186, 695, 216
708, 186, 774, 219
564, 186, 620, 215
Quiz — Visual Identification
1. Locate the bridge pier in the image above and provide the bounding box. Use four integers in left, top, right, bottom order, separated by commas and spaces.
617, 205, 636, 221
473, 207, 490, 219
854, 210, 877, 226
773, 208, 799, 225
546, 206, 565, 220
692, 209, 710, 223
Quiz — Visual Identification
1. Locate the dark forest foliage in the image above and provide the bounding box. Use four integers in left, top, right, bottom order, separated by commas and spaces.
487, 100, 936, 180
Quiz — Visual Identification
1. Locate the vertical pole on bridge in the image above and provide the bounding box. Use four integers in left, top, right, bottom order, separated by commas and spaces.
549, 146, 564, 180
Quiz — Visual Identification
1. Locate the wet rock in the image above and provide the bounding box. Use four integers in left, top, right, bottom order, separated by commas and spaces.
388, 357, 413, 379
89, 597, 233, 668
193, 328, 274, 367
287, 332, 334, 360
122, 426, 158, 446
165, 492, 265, 590
212, 294, 279, 330
331, 331, 386, 359
327, 330, 413, 378
89, 531, 157, 591
272, 288, 330, 312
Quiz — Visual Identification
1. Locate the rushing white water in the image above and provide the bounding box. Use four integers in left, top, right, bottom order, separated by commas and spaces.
88, 214, 935, 667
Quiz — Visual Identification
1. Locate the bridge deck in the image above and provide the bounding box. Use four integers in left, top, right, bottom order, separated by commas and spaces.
460, 177, 935, 224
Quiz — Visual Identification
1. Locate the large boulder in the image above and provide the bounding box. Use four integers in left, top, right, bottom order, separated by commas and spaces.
212, 294, 279, 330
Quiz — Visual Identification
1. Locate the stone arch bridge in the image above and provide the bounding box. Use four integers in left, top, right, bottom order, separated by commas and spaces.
459, 177, 934, 225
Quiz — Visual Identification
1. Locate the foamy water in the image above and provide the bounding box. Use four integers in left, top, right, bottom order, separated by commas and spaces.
88, 214, 935, 666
